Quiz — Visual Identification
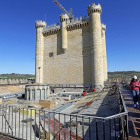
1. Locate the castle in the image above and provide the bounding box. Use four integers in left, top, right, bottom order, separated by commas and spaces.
35, 3, 107, 88
25, 3, 107, 100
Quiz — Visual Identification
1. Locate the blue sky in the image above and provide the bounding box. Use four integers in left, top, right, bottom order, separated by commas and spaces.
0, 0, 140, 74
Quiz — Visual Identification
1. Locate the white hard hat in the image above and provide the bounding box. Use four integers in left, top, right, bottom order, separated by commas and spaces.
133, 75, 137, 79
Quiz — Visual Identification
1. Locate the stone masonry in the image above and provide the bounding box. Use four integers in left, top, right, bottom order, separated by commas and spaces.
35, 3, 107, 88
0, 79, 28, 84
102, 24, 108, 81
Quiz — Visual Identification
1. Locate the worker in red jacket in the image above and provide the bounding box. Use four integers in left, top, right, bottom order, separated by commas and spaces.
130, 75, 140, 108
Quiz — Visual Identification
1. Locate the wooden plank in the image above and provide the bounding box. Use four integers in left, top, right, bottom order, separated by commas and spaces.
52, 97, 57, 101
32, 102, 43, 109
39, 100, 55, 108
7, 100, 16, 104
0, 98, 2, 104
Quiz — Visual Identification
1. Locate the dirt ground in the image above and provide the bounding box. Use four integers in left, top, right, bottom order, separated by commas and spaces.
0, 86, 25, 95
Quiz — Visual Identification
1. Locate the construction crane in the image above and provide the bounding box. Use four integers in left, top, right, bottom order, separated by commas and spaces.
51, 0, 74, 20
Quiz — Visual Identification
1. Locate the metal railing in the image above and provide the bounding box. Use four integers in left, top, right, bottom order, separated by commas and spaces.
0, 83, 28, 86
0, 92, 25, 99
0, 89, 128, 140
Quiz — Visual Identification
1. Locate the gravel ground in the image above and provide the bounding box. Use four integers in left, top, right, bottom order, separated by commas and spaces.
0, 86, 24, 96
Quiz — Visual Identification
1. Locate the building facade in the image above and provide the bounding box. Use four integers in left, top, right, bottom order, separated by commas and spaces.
35, 3, 107, 88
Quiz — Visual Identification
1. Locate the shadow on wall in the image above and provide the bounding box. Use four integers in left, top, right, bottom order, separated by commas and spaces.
57, 32, 64, 55
47, 26, 91, 85
82, 26, 92, 86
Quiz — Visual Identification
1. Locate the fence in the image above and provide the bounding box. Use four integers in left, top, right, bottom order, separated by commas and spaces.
0, 89, 128, 140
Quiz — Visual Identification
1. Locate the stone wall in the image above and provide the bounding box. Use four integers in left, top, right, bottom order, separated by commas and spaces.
43, 26, 91, 85
25, 85, 50, 100
0, 79, 28, 84
35, 3, 108, 88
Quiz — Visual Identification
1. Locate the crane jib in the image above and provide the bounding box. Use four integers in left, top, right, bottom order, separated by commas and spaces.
51, 0, 72, 18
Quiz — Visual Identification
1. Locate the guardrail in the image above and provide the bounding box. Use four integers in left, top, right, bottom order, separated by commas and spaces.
0, 83, 28, 86
0, 92, 25, 99
0, 88, 128, 140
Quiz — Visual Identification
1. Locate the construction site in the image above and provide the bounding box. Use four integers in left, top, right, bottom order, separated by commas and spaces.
0, 81, 129, 140
0, 0, 132, 140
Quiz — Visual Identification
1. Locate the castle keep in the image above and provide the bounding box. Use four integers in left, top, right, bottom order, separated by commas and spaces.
35, 3, 107, 88
25, 3, 108, 100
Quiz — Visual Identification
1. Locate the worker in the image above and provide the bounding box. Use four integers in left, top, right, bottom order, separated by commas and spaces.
115, 82, 119, 93
130, 75, 140, 108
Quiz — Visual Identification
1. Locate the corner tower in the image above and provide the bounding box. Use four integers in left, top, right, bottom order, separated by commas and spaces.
60, 14, 69, 52
102, 23, 108, 81
88, 3, 104, 88
35, 20, 46, 83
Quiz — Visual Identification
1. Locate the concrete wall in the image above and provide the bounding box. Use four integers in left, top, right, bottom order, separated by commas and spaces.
53, 87, 84, 94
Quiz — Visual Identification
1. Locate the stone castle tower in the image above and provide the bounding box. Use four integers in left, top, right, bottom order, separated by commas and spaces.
35, 3, 107, 88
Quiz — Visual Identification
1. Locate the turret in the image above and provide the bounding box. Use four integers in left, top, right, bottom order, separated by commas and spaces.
35, 20, 46, 29
102, 23, 108, 81
60, 14, 69, 52
88, 3, 102, 15
35, 20, 46, 83
88, 3, 104, 88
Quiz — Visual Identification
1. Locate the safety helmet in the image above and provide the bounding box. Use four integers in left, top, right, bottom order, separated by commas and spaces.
133, 75, 137, 79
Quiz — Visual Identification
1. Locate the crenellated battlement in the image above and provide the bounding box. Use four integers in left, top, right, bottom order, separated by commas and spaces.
60, 13, 69, 22
43, 16, 89, 36
35, 20, 46, 29
35, 3, 107, 88
88, 3, 102, 15
0, 78, 28, 84
67, 16, 89, 30
43, 23, 61, 36
67, 15, 89, 24
44, 23, 60, 30
102, 23, 106, 31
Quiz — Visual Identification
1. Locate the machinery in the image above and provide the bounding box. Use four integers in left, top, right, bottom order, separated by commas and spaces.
51, 0, 74, 20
